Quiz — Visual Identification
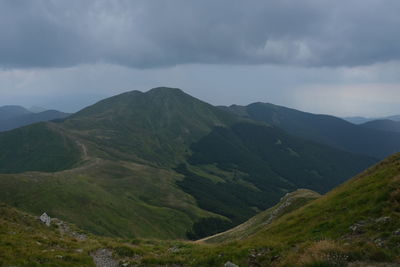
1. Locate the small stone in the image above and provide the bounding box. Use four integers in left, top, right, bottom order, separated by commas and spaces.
375, 216, 391, 223
168, 246, 180, 253
39, 212, 51, 226
224, 261, 239, 267
393, 229, 400, 236
374, 238, 385, 247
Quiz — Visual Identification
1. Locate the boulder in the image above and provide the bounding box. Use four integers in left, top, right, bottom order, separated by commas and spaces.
39, 212, 51, 226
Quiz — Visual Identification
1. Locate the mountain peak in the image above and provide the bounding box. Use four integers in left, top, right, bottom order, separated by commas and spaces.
146, 87, 184, 95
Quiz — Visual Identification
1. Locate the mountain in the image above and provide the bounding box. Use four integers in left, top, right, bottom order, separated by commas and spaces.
226, 102, 400, 159
343, 116, 375, 124
28, 105, 47, 113
2, 153, 400, 266
0, 109, 70, 132
361, 119, 400, 133
0, 105, 30, 120
0, 105, 70, 132
0, 87, 376, 240
344, 115, 400, 124
384, 115, 400, 121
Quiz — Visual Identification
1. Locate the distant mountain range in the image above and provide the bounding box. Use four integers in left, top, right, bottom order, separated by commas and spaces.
222, 102, 400, 159
360, 119, 400, 133
0, 105, 70, 132
344, 115, 400, 124
0, 87, 379, 240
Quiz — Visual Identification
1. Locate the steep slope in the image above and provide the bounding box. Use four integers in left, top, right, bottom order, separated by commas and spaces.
0, 87, 376, 240
361, 119, 400, 133
200, 189, 320, 243
183, 153, 400, 266
227, 102, 400, 159
0, 109, 70, 132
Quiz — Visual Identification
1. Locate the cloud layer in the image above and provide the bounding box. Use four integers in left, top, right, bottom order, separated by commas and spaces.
1, 0, 400, 69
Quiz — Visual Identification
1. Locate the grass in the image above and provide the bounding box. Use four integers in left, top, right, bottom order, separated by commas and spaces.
0, 160, 216, 240
1, 153, 400, 266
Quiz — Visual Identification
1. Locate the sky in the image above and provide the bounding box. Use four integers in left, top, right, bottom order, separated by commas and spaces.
0, 0, 400, 117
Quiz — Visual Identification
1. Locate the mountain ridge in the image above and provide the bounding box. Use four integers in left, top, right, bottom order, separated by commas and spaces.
223, 102, 400, 159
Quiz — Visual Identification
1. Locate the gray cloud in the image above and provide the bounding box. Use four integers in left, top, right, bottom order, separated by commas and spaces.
0, 0, 399, 68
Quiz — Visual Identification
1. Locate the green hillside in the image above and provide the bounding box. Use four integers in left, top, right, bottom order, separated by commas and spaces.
200, 189, 321, 243
0, 203, 95, 266
227, 102, 400, 159
1, 153, 400, 266
0, 160, 216, 239
0, 123, 81, 173
0, 87, 376, 240
181, 153, 400, 266
62, 87, 235, 165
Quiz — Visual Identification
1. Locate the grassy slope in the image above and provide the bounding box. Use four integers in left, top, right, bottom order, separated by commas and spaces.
0, 203, 95, 266
1, 153, 400, 266
180, 153, 400, 266
0, 123, 81, 173
104, 153, 399, 266
200, 189, 321, 243
0, 160, 216, 240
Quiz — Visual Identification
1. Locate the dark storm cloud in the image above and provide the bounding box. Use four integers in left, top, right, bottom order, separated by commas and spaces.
0, 0, 399, 68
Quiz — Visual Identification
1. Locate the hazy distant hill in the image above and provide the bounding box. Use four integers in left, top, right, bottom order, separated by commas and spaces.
0, 87, 375, 240
0, 105, 70, 132
0, 105, 31, 120
226, 102, 400, 159
343, 116, 374, 124
361, 119, 400, 133
0, 109, 70, 132
344, 115, 400, 124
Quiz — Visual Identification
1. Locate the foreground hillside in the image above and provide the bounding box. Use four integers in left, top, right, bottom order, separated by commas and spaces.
0, 88, 376, 240
200, 189, 321, 243
1, 153, 400, 266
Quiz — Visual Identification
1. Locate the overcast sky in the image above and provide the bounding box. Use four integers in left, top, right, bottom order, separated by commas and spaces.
1, 0, 400, 116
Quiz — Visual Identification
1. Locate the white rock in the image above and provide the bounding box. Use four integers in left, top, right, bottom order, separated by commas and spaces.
224, 261, 239, 267
39, 212, 51, 226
